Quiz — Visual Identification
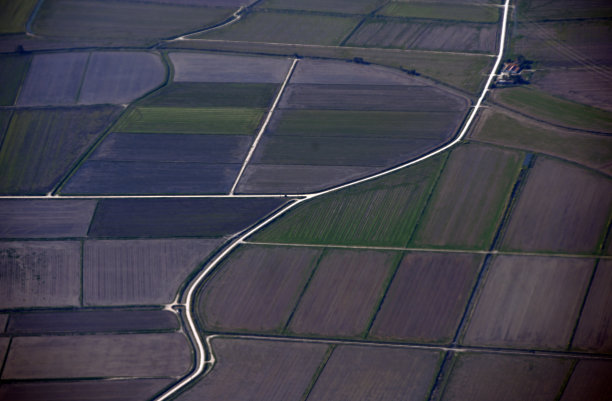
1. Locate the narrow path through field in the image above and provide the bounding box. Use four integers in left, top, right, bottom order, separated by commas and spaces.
153, 1, 511, 400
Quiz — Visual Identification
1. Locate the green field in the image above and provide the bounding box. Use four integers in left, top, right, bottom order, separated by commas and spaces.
273, 110, 458, 138
378, 2, 500, 23
0, 55, 31, 106
254, 154, 446, 247
33, 0, 234, 45
139, 83, 278, 108
473, 111, 612, 175
411, 143, 524, 250
196, 11, 360, 46
0, 107, 120, 194
517, 0, 612, 20
115, 107, 264, 135
494, 87, 612, 133
0, 0, 38, 33
256, 0, 385, 14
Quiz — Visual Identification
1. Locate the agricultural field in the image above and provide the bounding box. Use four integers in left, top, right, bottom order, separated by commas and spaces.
198, 245, 322, 333
176, 338, 328, 401
500, 157, 612, 253
308, 345, 441, 400
571, 260, 612, 353
0, 241, 81, 308
377, 2, 500, 22
287, 249, 398, 337
439, 353, 572, 401
83, 239, 221, 306
517, 0, 612, 20
32, 0, 236, 46
369, 252, 483, 343
471, 109, 612, 175
256, 0, 385, 14
0, 54, 30, 106
560, 360, 612, 401
462, 255, 594, 350
195, 12, 360, 46
346, 20, 498, 53
2, 333, 191, 379
88, 198, 286, 238
6, 309, 179, 334
412, 143, 523, 249
0, 0, 38, 34
0, 107, 121, 194
0, 200, 96, 238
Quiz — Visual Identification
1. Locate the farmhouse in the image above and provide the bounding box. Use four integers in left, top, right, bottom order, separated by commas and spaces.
495, 60, 525, 86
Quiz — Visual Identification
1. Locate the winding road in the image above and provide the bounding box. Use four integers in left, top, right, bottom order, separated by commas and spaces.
153, 1, 511, 399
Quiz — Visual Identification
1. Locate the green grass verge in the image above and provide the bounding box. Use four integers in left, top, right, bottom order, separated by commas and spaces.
139, 83, 278, 108
115, 107, 265, 134
254, 153, 447, 247
494, 87, 612, 133
378, 2, 500, 23
0, 55, 31, 106
473, 111, 612, 174
196, 11, 360, 46
0, 0, 38, 33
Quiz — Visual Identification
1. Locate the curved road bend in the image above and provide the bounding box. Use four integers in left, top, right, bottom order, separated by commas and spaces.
155, 1, 511, 399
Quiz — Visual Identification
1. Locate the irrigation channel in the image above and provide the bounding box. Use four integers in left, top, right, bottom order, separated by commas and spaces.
153, 1, 512, 399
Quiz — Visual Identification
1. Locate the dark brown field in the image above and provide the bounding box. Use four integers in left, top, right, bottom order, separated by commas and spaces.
463, 255, 593, 350
169, 52, 292, 83
440, 353, 571, 401
0, 379, 174, 401
571, 259, 612, 353
2, 333, 191, 379
308, 345, 441, 401
177, 338, 328, 401
370, 252, 482, 343
0, 337, 8, 367
0, 314, 7, 332
198, 245, 321, 332
0, 200, 96, 238
6, 309, 179, 334
533, 69, 612, 112
501, 158, 612, 253
288, 249, 397, 337
0, 241, 80, 308
561, 360, 612, 401
83, 239, 221, 306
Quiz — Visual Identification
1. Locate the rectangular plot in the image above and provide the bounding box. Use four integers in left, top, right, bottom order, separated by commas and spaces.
572, 259, 612, 353
412, 143, 523, 249
0, 241, 81, 308
7, 309, 179, 334
17, 53, 88, 106
441, 353, 571, 401
0, 106, 122, 194
347, 20, 498, 53
269, 109, 461, 139
78, 52, 165, 105
88, 198, 286, 238
83, 239, 220, 306
253, 136, 441, 166
169, 52, 292, 83
518, 0, 612, 19
199, 245, 322, 332
115, 107, 264, 134
378, 2, 499, 22
236, 164, 376, 194
139, 83, 278, 108
254, 154, 445, 246
180, 338, 328, 400
0, 379, 174, 401
561, 360, 612, 401
370, 252, 482, 343
501, 158, 612, 253
0, 200, 96, 238
0, 54, 30, 105
197, 12, 359, 46
279, 84, 467, 111
2, 333, 191, 379
309, 345, 441, 401
61, 160, 241, 195
89, 132, 251, 163
463, 255, 593, 350
289, 249, 398, 337
256, 0, 384, 14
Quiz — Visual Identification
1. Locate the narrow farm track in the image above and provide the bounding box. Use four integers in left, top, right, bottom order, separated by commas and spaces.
153, 1, 512, 400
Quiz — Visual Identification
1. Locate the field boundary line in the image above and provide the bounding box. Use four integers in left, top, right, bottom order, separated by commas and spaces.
229, 57, 298, 195
153, 2, 511, 399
